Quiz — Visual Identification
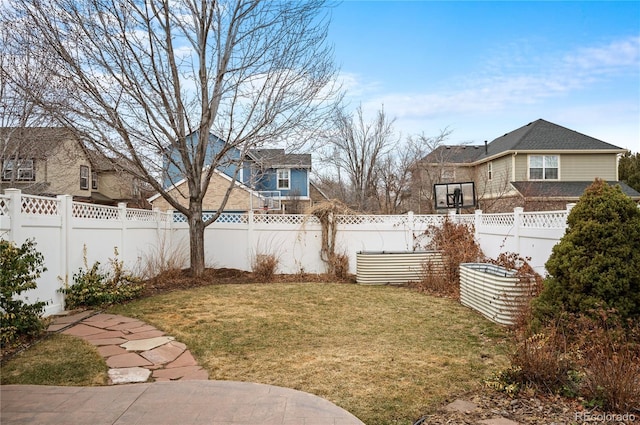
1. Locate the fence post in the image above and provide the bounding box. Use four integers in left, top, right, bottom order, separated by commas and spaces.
513, 207, 523, 254
118, 202, 127, 261
247, 209, 254, 268
407, 211, 414, 251
57, 195, 73, 288
5, 188, 22, 243
474, 209, 482, 242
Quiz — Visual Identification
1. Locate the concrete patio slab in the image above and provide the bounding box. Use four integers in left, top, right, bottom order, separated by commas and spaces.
0, 381, 365, 425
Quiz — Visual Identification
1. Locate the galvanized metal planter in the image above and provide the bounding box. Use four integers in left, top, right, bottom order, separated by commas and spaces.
356, 251, 444, 285
459, 263, 536, 326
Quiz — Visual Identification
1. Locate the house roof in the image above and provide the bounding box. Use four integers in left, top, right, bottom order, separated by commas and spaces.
420, 119, 627, 165
0, 127, 79, 158
247, 149, 311, 169
420, 145, 486, 164
480, 119, 625, 159
511, 181, 640, 200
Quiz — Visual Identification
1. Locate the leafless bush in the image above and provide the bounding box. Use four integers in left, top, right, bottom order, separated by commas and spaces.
252, 254, 278, 283
510, 322, 576, 394
416, 218, 484, 298
413, 255, 457, 298
489, 252, 544, 330
573, 313, 640, 413
137, 233, 188, 280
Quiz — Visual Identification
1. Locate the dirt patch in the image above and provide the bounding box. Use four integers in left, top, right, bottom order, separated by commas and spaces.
418, 386, 638, 424
142, 268, 355, 296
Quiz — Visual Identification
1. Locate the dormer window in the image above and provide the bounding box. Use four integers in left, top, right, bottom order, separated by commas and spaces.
529, 155, 558, 180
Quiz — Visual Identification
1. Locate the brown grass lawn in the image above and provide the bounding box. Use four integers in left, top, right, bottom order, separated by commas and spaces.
110, 283, 510, 425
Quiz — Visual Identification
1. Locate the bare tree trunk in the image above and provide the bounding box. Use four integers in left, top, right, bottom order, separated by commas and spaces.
188, 199, 206, 277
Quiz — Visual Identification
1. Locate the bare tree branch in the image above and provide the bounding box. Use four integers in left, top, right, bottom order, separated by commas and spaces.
2, 0, 340, 275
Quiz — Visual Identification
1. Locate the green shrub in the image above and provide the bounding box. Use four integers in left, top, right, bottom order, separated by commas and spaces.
60, 248, 143, 309
532, 179, 640, 326
0, 239, 47, 347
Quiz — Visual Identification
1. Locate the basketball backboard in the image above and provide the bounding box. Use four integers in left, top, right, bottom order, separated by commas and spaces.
433, 182, 476, 212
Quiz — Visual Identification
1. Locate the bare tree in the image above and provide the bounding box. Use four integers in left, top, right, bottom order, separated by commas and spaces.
322, 105, 397, 212
406, 129, 453, 213
0, 20, 59, 191
2, 0, 340, 276
373, 141, 423, 214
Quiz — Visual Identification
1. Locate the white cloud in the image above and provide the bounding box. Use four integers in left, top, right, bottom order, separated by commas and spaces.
344, 35, 640, 128
564, 36, 640, 73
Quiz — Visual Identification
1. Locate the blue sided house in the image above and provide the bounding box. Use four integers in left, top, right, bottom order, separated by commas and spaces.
151, 132, 323, 214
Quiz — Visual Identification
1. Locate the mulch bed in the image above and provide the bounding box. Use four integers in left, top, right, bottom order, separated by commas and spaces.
418, 388, 638, 424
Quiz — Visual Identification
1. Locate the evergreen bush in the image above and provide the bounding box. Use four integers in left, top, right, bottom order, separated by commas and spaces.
532, 179, 640, 326
0, 239, 47, 347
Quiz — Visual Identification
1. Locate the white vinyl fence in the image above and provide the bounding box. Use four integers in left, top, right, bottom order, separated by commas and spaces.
1, 188, 571, 315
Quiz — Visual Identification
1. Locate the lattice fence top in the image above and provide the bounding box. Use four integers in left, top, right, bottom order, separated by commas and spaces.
213, 213, 248, 224
413, 215, 445, 226
336, 215, 409, 225
73, 202, 119, 220
521, 211, 568, 228
21, 195, 60, 216
481, 213, 515, 227
126, 208, 156, 222
253, 214, 309, 225
0, 196, 8, 216
173, 212, 249, 224
449, 215, 476, 226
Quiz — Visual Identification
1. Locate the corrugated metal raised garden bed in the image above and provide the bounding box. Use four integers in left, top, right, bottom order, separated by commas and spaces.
460, 263, 537, 326
356, 251, 444, 285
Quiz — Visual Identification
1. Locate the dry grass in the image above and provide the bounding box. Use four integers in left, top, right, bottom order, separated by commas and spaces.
110, 283, 509, 425
0, 334, 108, 386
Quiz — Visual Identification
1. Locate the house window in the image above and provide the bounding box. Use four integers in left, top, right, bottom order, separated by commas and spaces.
80, 165, 90, 190
91, 171, 98, 190
277, 169, 290, 190
487, 161, 493, 181
529, 155, 558, 180
442, 168, 455, 181
2, 158, 35, 181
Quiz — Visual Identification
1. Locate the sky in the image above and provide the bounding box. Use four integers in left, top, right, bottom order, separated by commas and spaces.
327, 1, 640, 153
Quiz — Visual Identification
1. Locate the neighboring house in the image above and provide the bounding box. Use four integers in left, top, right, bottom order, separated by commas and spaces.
0, 127, 148, 206
88, 152, 154, 208
415, 119, 640, 212
151, 132, 325, 213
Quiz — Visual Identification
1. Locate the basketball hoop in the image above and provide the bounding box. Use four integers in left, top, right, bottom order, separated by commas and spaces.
433, 182, 476, 213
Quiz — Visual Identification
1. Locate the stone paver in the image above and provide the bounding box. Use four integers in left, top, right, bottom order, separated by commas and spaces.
106, 353, 153, 368
108, 367, 152, 384
445, 399, 478, 413
152, 365, 208, 381
97, 345, 128, 358
33, 311, 367, 424
120, 336, 175, 351
166, 350, 198, 368
140, 342, 185, 364
47, 312, 193, 384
